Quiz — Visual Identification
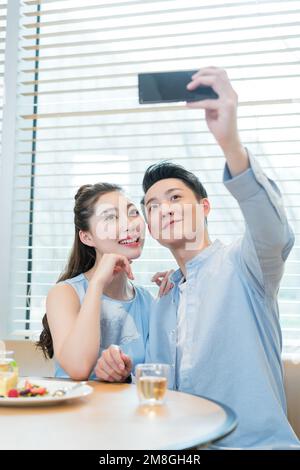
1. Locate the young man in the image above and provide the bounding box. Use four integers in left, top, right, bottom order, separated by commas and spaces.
95, 67, 299, 449
141, 67, 299, 449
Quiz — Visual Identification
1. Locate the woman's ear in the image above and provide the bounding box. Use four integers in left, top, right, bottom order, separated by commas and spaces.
79, 230, 95, 248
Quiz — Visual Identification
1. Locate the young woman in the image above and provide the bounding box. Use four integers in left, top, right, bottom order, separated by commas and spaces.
37, 182, 173, 381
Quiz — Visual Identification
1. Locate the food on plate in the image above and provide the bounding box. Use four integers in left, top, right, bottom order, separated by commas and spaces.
0, 379, 48, 398
0, 354, 19, 397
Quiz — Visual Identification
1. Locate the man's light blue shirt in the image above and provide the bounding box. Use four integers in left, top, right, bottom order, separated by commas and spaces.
146, 150, 300, 449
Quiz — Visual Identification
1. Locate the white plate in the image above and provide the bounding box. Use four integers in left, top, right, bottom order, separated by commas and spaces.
0, 377, 93, 407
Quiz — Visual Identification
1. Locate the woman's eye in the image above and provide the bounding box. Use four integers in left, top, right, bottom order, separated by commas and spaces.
128, 209, 139, 217
171, 194, 181, 201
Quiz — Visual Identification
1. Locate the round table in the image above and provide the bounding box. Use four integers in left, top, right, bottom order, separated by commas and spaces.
0, 380, 237, 450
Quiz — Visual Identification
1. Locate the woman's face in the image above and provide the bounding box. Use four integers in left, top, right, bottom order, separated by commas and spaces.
81, 191, 145, 260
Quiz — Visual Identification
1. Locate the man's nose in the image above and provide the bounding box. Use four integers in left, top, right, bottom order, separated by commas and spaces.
160, 203, 174, 218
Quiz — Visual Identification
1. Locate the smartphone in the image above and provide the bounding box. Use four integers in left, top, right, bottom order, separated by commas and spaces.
138, 70, 219, 104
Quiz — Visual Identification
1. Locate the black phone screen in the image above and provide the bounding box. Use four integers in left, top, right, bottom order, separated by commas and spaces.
138, 70, 219, 104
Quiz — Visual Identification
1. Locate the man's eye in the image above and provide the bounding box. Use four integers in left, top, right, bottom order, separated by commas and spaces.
171, 194, 181, 201
149, 204, 159, 212
105, 214, 117, 221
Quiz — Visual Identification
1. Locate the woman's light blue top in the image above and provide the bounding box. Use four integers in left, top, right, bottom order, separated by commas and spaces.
54, 273, 153, 379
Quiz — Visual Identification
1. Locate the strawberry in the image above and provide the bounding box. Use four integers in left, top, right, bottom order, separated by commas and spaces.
8, 389, 19, 398
30, 387, 47, 396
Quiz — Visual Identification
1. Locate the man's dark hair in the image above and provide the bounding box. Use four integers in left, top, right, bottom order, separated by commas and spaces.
141, 161, 207, 206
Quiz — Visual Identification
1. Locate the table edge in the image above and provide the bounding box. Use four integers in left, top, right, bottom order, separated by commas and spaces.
157, 395, 238, 450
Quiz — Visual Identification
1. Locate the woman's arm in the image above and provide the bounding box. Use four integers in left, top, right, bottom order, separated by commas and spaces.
47, 254, 134, 380
47, 279, 103, 380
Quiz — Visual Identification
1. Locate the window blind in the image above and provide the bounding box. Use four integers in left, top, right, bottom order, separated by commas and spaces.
0, 0, 7, 171
8, 0, 300, 355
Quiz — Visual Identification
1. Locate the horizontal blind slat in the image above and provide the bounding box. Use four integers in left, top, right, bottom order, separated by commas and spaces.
20, 50, 300, 74
21, 12, 300, 41
19, 99, 300, 120
22, 21, 300, 52
21, 36, 300, 63
23, 0, 300, 17
27, 3, 289, 29
21, 7, 300, 37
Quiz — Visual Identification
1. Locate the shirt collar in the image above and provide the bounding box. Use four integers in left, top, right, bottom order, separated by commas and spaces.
185, 239, 223, 270
169, 239, 223, 285
170, 267, 184, 284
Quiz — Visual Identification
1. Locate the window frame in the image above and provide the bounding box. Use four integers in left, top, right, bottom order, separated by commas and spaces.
0, 0, 20, 338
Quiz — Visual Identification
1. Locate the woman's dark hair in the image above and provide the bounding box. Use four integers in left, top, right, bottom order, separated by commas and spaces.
141, 161, 207, 206
36, 182, 121, 359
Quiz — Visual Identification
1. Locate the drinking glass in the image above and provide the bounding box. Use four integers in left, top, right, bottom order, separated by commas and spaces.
135, 363, 170, 405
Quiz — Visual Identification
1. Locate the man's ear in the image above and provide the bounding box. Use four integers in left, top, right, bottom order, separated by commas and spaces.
79, 230, 95, 248
201, 198, 210, 218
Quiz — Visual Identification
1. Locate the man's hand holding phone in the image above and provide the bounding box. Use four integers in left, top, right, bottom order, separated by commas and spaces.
186, 67, 249, 175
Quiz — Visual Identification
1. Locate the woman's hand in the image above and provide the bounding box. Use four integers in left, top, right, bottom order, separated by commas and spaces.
91, 253, 134, 289
151, 269, 174, 297
94, 345, 132, 382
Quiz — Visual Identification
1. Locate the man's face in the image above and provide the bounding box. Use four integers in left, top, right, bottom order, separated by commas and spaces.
144, 178, 210, 250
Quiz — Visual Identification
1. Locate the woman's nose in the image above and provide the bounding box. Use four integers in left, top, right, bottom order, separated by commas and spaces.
119, 217, 142, 235
128, 218, 143, 234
